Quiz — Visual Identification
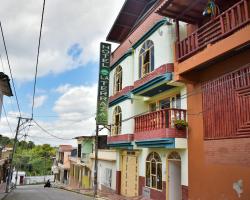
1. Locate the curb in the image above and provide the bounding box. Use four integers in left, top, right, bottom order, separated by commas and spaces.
53, 185, 110, 200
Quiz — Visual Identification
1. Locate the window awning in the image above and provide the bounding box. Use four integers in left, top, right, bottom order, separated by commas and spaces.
106, 0, 158, 43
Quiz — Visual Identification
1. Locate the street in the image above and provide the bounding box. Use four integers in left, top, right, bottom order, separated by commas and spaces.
5, 185, 93, 200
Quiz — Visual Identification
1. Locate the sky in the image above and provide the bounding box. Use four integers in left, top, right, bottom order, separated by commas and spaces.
0, 0, 125, 146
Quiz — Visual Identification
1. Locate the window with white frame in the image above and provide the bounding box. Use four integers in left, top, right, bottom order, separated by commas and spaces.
139, 40, 154, 78
112, 106, 122, 135
113, 65, 122, 94
146, 152, 162, 190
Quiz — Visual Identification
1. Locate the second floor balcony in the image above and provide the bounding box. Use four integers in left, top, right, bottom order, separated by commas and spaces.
134, 108, 187, 146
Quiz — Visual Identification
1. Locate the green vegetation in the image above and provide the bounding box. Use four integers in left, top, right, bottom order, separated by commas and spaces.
0, 135, 56, 176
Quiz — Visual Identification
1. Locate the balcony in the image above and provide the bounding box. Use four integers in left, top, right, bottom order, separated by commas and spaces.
134, 108, 187, 147
176, 0, 250, 61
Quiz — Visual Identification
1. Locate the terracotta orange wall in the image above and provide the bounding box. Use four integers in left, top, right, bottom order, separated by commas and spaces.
186, 49, 250, 200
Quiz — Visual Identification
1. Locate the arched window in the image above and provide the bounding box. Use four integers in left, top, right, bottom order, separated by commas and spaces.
113, 66, 122, 94
146, 152, 162, 190
112, 106, 122, 135
139, 40, 154, 78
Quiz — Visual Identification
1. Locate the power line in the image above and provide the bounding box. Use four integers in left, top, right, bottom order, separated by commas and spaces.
0, 21, 22, 117
2, 103, 14, 137
108, 69, 250, 125
33, 120, 73, 140
31, 0, 46, 119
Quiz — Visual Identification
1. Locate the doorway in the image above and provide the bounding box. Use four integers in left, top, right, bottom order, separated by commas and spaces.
121, 151, 138, 197
168, 152, 181, 200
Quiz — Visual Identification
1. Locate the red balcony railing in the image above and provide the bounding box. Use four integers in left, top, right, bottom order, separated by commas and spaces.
176, 0, 250, 61
134, 108, 187, 133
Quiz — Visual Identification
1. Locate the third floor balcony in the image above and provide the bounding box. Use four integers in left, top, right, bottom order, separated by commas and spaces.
157, 0, 250, 75
176, 0, 250, 61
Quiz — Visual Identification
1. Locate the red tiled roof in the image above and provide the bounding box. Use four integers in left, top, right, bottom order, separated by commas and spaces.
59, 145, 72, 152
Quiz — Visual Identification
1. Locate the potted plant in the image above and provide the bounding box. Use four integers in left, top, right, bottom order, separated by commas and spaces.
174, 119, 188, 130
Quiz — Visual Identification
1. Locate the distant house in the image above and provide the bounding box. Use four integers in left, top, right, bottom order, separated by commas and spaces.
0, 72, 13, 118
54, 145, 73, 185
69, 136, 94, 189
11, 171, 26, 185
68, 135, 115, 191
0, 147, 12, 184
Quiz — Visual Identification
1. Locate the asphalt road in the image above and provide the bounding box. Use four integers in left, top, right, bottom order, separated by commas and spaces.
5, 185, 93, 200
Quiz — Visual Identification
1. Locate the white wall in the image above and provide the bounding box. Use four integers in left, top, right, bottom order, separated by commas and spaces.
133, 24, 175, 81
137, 149, 188, 186
97, 160, 116, 191
12, 171, 26, 185
180, 87, 187, 110
109, 99, 134, 134
24, 175, 55, 185
109, 55, 133, 97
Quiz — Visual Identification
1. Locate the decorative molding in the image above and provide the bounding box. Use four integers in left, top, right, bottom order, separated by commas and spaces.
107, 134, 134, 143
109, 86, 134, 103
134, 64, 168, 89
135, 128, 186, 141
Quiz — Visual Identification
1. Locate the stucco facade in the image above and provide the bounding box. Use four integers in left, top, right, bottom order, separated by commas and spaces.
106, 1, 188, 199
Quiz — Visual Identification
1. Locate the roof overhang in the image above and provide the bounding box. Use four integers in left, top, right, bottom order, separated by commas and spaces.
156, 0, 210, 24
106, 0, 158, 43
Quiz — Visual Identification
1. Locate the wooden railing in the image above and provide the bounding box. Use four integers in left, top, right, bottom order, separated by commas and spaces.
176, 0, 250, 61
134, 108, 187, 133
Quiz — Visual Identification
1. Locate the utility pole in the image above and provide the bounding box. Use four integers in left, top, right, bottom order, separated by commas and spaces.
44, 153, 47, 183
5, 117, 31, 193
94, 125, 99, 198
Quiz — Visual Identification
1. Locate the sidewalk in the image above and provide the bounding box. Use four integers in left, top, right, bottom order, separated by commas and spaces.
0, 183, 7, 200
53, 182, 147, 200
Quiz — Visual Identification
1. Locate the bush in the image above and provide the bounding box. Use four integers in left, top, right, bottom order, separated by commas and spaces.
174, 119, 188, 130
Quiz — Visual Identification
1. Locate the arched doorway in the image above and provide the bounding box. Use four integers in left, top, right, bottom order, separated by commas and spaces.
168, 151, 181, 200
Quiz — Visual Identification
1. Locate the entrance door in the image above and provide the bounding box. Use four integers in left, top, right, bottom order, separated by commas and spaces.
168, 160, 181, 200
121, 151, 138, 197
20, 176, 24, 185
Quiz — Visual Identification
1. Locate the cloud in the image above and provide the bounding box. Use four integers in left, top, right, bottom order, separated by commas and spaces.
53, 84, 97, 121
0, 84, 109, 146
33, 95, 48, 108
55, 84, 71, 94
0, 0, 124, 82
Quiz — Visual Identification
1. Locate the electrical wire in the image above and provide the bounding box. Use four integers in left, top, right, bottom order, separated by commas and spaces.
108, 69, 250, 125
33, 120, 73, 140
31, 0, 46, 119
2, 103, 14, 137
0, 21, 22, 117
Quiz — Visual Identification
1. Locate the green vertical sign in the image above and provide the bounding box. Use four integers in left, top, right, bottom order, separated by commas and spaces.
96, 42, 111, 125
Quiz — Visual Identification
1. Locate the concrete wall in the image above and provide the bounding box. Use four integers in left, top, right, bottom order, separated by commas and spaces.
63, 151, 71, 169
90, 150, 117, 192
185, 48, 250, 199
24, 175, 54, 185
